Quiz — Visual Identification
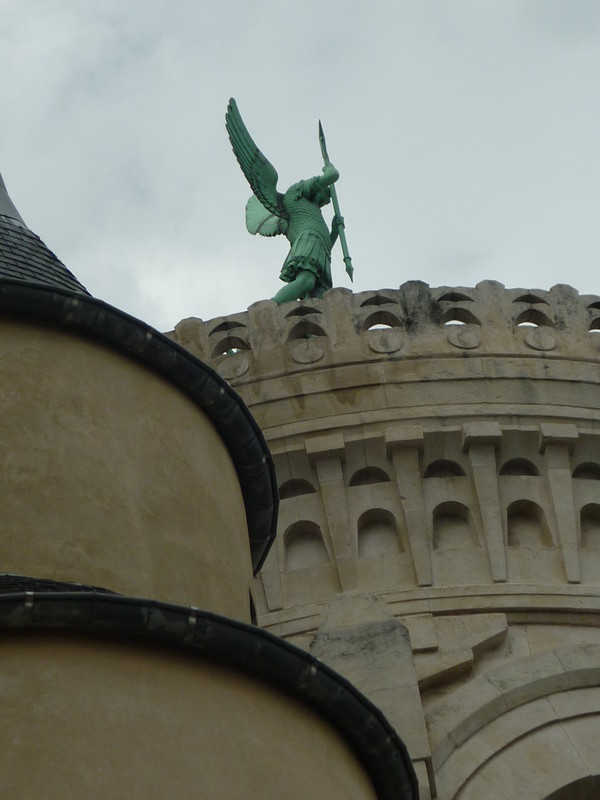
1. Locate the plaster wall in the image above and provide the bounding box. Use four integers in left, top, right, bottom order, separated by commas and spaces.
0, 319, 252, 620
0, 633, 377, 800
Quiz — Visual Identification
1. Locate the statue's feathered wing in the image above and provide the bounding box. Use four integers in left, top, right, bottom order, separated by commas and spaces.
245, 196, 288, 237
226, 98, 287, 229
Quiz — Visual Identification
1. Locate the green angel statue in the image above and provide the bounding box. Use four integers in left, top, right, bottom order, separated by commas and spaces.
226, 98, 348, 304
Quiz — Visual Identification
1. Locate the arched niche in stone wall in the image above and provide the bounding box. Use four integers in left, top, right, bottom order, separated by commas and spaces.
424, 460, 466, 478
209, 319, 248, 334
357, 509, 403, 557
512, 292, 549, 305
437, 291, 474, 302
279, 479, 316, 499
499, 458, 540, 476
284, 521, 329, 571
284, 305, 323, 318
432, 502, 478, 549
349, 467, 391, 487
359, 292, 397, 307
507, 500, 553, 546
573, 462, 600, 480
580, 503, 600, 550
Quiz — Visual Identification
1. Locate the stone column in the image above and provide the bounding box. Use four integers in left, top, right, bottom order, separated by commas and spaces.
462, 422, 507, 582
386, 426, 432, 587
306, 432, 356, 591
539, 423, 581, 583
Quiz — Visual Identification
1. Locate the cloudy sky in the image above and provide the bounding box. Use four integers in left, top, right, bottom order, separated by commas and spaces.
1, 1, 599, 331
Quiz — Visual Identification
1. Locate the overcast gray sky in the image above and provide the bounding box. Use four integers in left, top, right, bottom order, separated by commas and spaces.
1, 0, 599, 331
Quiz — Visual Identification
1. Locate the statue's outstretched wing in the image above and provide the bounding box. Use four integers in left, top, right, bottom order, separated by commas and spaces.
226, 98, 286, 218
245, 196, 288, 237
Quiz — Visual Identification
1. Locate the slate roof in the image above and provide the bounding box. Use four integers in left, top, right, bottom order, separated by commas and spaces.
0, 213, 89, 295
0, 172, 89, 294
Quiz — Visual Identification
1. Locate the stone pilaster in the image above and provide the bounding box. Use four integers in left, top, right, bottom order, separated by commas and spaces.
462, 422, 507, 582
539, 423, 581, 583
386, 427, 432, 587
306, 433, 356, 591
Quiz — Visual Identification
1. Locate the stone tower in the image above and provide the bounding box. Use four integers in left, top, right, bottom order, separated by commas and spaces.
172, 284, 600, 800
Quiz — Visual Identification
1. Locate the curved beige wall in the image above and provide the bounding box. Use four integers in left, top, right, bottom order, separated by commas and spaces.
0, 319, 251, 620
0, 633, 376, 800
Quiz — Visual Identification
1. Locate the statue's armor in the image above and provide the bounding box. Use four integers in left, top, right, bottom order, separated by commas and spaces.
279, 178, 332, 293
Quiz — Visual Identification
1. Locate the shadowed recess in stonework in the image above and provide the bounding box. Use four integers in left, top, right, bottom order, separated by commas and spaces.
357, 509, 403, 557
507, 500, 553, 547
285, 521, 329, 571
433, 502, 478, 549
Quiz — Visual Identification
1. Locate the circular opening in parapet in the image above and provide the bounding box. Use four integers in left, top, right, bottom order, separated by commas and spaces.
211, 336, 251, 357
515, 309, 554, 328
287, 321, 327, 341
441, 307, 480, 326
363, 310, 402, 331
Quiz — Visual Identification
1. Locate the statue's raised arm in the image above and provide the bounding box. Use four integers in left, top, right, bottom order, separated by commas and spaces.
226, 98, 350, 304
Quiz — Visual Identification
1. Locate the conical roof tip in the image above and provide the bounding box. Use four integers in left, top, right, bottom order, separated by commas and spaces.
0, 171, 89, 295
0, 172, 25, 224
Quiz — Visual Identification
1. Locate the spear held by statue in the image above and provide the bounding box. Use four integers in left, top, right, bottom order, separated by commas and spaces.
319, 120, 353, 282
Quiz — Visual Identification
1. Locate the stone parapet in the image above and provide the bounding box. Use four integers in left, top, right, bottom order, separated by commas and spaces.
171, 281, 600, 438
172, 280, 599, 379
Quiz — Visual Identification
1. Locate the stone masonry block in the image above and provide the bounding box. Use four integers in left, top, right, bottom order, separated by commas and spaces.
538, 423, 579, 452
462, 421, 502, 451
306, 432, 345, 463
385, 425, 424, 453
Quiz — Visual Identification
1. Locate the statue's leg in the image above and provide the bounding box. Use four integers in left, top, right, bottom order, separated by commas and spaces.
272, 270, 316, 304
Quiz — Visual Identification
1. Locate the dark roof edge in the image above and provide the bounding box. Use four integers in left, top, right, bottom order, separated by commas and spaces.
0, 591, 419, 800
0, 280, 278, 572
